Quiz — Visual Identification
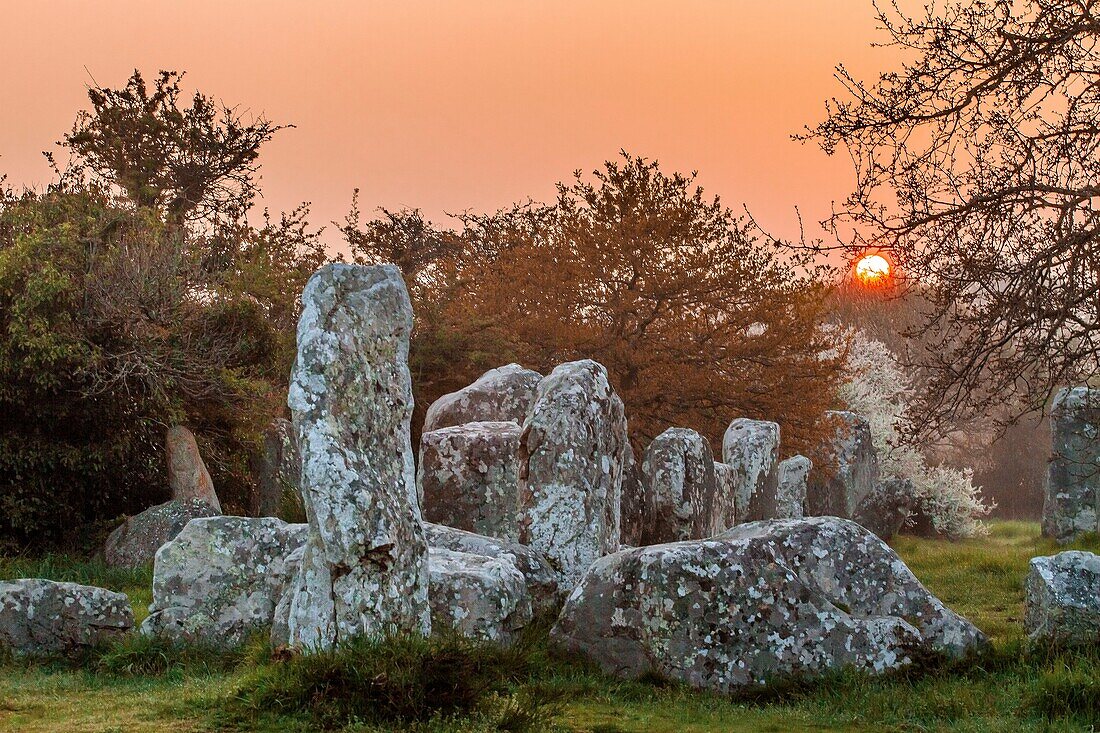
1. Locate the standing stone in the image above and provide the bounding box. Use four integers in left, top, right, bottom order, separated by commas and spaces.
550, 517, 985, 692
518, 359, 629, 591
0, 580, 133, 658
712, 462, 738, 530
141, 517, 308, 646
103, 498, 220, 569
418, 421, 523, 541
619, 441, 647, 547
641, 428, 719, 544
776, 455, 811, 520
283, 263, 430, 650
166, 425, 221, 512
252, 418, 301, 518
854, 477, 916, 541
807, 411, 879, 518
1042, 387, 1100, 543
428, 548, 533, 644
424, 364, 544, 433
722, 419, 781, 522
1025, 550, 1100, 647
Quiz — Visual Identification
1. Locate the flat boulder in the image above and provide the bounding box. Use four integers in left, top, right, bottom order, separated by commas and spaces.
807, 411, 879, 518
551, 517, 984, 692
141, 517, 308, 646
424, 363, 543, 433
167, 425, 221, 512
418, 421, 523, 541
104, 498, 220, 569
283, 263, 430, 649
518, 359, 629, 591
1025, 550, 1100, 647
1042, 387, 1100, 543
0, 580, 133, 658
722, 419, 781, 522
776, 455, 811, 520
640, 428, 719, 544
428, 548, 533, 644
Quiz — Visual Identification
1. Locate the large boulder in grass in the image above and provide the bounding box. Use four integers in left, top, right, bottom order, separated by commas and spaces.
418, 421, 523, 541
251, 418, 301, 518
1025, 550, 1100, 647
1042, 387, 1100, 543
550, 517, 985, 693
0, 580, 133, 658
428, 548, 533, 644
775, 455, 811, 520
854, 477, 917, 541
518, 359, 630, 591
721, 419, 781, 522
141, 516, 308, 646
640, 428, 720, 544
424, 364, 544, 433
283, 264, 431, 649
807, 411, 879, 519
103, 498, 220, 569
167, 425, 221, 512
423, 523, 560, 616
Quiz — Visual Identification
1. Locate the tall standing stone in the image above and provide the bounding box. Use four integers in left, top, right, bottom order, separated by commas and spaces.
167, 425, 221, 512
1042, 387, 1100, 543
722, 419, 780, 522
641, 428, 719, 544
776, 455, 811, 520
283, 264, 430, 649
252, 418, 301, 518
424, 364, 544, 433
418, 421, 523, 541
806, 411, 879, 518
518, 359, 629, 590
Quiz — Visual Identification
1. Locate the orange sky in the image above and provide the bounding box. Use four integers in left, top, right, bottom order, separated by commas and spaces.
0, 1, 893, 248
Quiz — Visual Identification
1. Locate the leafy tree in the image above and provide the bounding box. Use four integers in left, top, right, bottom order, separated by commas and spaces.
808, 0, 1100, 435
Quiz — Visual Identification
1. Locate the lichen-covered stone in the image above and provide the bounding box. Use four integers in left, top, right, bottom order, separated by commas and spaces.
776, 455, 811, 520
0, 580, 133, 658
854, 477, 916, 541
252, 418, 301, 518
807, 411, 879, 518
283, 263, 430, 649
429, 548, 533, 644
640, 428, 719, 544
141, 517, 308, 646
424, 363, 543, 433
1025, 550, 1100, 646
712, 461, 737, 530
1042, 387, 1100, 543
551, 516, 985, 692
721, 419, 780, 522
103, 498, 221, 569
619, 441, 646, 547
424, 522, 560, 616
518, 360, 629, 590
418, 421, 523, 541
167, 425, 221, 512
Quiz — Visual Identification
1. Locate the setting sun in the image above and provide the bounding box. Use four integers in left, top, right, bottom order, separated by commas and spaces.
855, 254, 891, 283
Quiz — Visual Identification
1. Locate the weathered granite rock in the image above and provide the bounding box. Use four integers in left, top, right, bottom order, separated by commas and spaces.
1025, 550, 1100, 646
619, 441, 647, 547
518, 359, 629, 590
141, 517, 308, 646
551, 517, 985, 692
424, 364, 544, 433
721, 419, 781, 522
0, 580, 133, 658
712, 461, 738, 530
103, 498, 220, 569
641, 428, 719, 544
283, 263, 430, 650
252, 418, 301, 518
424, 522, 560, 616
1042, 387, 1100, 543
776, 455, 811, 520
167, 425, 221, 512
429, 548, 533, 644
854, 477, 916, 541
418, 421, 523, 541
807, 411, 879, 518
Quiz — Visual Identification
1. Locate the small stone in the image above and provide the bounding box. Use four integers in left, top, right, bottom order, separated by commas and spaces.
1025, 550, 1100, 647
424, 364, 543, 433
428, 548, 533, 644
103, 498, 220, 569
166, 426, 221, 512
1042, 387, 1100, 543
722, 419, 781, 521
854, 477, 916, 541
807, 411, 879, 518
0, 579, 133, 658
640, 428, 719, 543
776, 455, 811, 520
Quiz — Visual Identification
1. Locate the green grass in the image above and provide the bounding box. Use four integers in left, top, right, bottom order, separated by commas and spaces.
2, 521, 1100, 732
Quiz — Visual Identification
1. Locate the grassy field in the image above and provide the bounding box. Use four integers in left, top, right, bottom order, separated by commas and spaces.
1, 521, 1099, 732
